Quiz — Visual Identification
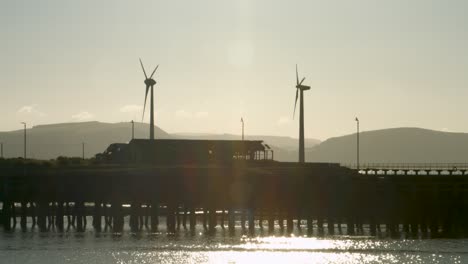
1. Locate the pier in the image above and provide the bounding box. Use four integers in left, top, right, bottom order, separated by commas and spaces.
1, 162, 468, 238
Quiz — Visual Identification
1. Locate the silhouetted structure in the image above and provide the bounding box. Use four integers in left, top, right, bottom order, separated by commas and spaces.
293, 65, 310, 163
139, 59, 159, 140
99, 139, 272, 164
1, 161, 467, 238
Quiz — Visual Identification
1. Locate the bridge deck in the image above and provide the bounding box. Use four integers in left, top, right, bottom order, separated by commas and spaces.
1, 162, 467, 237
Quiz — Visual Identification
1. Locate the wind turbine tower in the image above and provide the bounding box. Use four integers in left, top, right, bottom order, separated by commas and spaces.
293, 65, 311, 163
139, 59, 159, 140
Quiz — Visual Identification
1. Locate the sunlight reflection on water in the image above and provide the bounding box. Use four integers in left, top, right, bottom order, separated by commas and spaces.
0, 224, 466, 264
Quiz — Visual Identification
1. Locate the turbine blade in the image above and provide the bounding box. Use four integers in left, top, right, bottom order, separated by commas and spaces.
296, 64, 299, 85
149, 64, 159, 79
293, 88, 299, 119
139, 58, 148, 79
299, 77, 305, 85
142, 85, 150, 121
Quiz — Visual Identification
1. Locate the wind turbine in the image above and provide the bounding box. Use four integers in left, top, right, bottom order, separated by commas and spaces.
139, 58, 159, 140
293, 64, 311, 163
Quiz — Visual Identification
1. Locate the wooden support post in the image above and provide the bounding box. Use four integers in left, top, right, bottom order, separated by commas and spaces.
278, 210, 284, 230
403, 223, 410, 235
166, 204, 176, 233
240, 209, 246, 230
151, 202, 159, 231
296, 210, 301, 230
317, 216, 324, 234
258, 210, 263, 229
112, 202, 124, 233
429, 221, 439, 238
347, 218, 355, 235
144, 204, 149, 230
177, 206, 182, 230
139, 207, 144, 231
202, 208, 208, 230
248, 209, 255, 233
369, 219, 377, 236
228, 208, 235, 232
182, 206, 188, 230
306, 214, 313, 236
220, 209, 225, 229
47, 203, 54, 230
328, 217, 335, 235
268, 210, 274, 232
37, 201, 47, 232
66, 202, 72, 230
391, 223, 399, 238
2, 200, 12, 231
129, 202, 139, 232
20, 202, 27, 231
189, 207, 196, 231
104, 203, 111, 231
420, 221, 428, 238
30, 202, 36, 229
410, 223, 418, 237
55, 202, 64, 232
286, 211, 293, 234
75, 201, 84, 232
12, 203, 17, 230
93, 202, 102, 232
208, 207, 217, 232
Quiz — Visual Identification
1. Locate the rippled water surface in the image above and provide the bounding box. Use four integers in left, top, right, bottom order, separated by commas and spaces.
1, 219, 467, 263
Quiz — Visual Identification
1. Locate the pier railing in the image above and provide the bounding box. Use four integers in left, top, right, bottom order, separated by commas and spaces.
342, 163, 468, 171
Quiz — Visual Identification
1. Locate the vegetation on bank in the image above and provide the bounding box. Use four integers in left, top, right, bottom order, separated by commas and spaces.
0, 156, 104, 169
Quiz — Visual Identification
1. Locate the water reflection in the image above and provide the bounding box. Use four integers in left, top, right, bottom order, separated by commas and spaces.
0, 224, 467, 264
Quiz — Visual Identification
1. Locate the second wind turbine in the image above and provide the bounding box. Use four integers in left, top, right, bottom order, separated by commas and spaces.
293, 64, 311, 163
139, 59, 159, 140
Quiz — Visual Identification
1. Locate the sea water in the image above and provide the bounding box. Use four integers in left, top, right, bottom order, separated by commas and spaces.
0, 217, 466, 264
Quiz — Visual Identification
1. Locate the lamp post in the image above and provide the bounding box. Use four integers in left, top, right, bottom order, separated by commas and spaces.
355, 117, 360, 170
241, 118, 244, 141
131, 120, 135, 140
21, 122, 26, 159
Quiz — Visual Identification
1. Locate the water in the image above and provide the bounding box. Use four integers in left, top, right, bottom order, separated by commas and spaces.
0, 218, 467, 264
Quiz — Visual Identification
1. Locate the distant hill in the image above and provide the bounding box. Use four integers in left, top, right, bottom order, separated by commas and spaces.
0, 121, 170, 159
0, 122, 320, 161
307, 127, 468, 164
6, 123, 464, 164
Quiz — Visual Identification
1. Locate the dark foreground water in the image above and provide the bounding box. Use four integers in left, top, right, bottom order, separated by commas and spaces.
0, 218, 467, 264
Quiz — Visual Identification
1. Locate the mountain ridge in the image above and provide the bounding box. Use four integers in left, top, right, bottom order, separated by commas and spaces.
308, 127, 468, 163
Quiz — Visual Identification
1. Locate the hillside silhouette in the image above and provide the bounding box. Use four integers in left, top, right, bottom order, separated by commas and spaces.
308, 127, 468, 164
0, 122, 320, 160
0, 121, 170, 159
2, 123, 466, 163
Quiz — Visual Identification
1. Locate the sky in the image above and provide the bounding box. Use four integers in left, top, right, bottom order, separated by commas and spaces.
1, 0, 468, 140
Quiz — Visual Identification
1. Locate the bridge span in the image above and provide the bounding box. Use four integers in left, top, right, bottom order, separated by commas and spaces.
1, 161, 468, 238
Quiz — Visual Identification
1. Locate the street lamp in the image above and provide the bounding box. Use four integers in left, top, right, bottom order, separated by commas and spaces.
241, 118, 244, 141
355, 117, 360, 170
21, 122, 26, 159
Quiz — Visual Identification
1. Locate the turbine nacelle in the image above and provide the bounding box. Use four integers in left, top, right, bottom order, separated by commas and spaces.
144, 79, 156, 86
296, 84, 310, 90
293, 64, 311, 118
139, 58, 159, 125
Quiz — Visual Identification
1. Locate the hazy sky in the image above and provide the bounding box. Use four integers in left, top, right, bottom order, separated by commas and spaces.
1, 0, 468, 140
